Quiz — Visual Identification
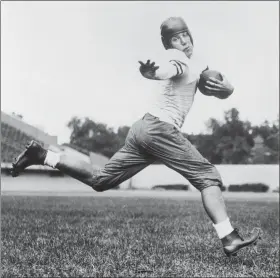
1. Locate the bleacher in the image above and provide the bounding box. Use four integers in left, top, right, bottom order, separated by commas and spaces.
1, 111, 105, 175
1, 122, 45, 163
1, 111, 58, 166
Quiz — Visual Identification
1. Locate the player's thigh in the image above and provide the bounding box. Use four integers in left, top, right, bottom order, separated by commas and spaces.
146, 128, 222, 191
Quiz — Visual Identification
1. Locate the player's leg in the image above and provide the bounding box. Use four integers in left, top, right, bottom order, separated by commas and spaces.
200, 185, 227, 224
139, 113, 261, 256
11, 122, 155, 191
49, 146, 154, 192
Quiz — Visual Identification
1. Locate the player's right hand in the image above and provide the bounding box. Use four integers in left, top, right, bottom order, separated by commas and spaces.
205, 74, 234, 99
138, 60, 159, 79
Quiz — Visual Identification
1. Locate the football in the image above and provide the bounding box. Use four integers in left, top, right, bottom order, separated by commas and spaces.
198, 69, 230, 99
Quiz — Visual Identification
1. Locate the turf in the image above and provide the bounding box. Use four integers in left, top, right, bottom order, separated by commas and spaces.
1, 194, 279, 277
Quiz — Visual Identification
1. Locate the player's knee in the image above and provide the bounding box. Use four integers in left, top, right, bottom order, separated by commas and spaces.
201, 182, 223, 192
192, 166, 223, 192
202, 171, 223, 191
88, 176, 105, 192
196, 181, 223, 192
91, 178, 116, 192
91, 179, 106, 192
93, 186, 106, 192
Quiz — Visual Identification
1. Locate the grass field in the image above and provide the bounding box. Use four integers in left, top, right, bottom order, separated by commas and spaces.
1, 192, 279, 277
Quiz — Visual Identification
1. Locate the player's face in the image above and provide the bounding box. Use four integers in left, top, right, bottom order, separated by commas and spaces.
170, 32, 193, 58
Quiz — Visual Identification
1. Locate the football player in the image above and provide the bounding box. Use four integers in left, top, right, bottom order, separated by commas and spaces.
12, 17, 260, 257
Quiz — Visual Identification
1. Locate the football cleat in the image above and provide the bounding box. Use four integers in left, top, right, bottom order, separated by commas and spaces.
11, 140, 47, 177
222, 228, 261, 257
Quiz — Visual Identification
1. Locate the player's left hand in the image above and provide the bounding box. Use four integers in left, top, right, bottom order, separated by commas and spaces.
205, 75, 234, 98
138, 60, 159, 79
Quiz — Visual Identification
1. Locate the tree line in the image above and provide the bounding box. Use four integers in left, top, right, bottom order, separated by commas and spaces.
64, 108, 279, 164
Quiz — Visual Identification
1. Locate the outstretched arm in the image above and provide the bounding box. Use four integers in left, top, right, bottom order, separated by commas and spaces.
138, 59, 186, 80
139, 49, 188, 80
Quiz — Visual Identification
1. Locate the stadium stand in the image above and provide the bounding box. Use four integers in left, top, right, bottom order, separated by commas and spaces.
1, 111, 58, 166
1, 111, 107, 169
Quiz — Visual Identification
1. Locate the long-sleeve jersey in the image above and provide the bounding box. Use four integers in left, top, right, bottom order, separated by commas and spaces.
141, 49, 208, 130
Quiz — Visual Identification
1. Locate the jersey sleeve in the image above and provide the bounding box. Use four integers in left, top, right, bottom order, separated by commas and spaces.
154, 49, 189, 80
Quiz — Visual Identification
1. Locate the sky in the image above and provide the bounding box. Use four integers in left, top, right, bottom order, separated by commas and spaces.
1, 1, 279, 144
